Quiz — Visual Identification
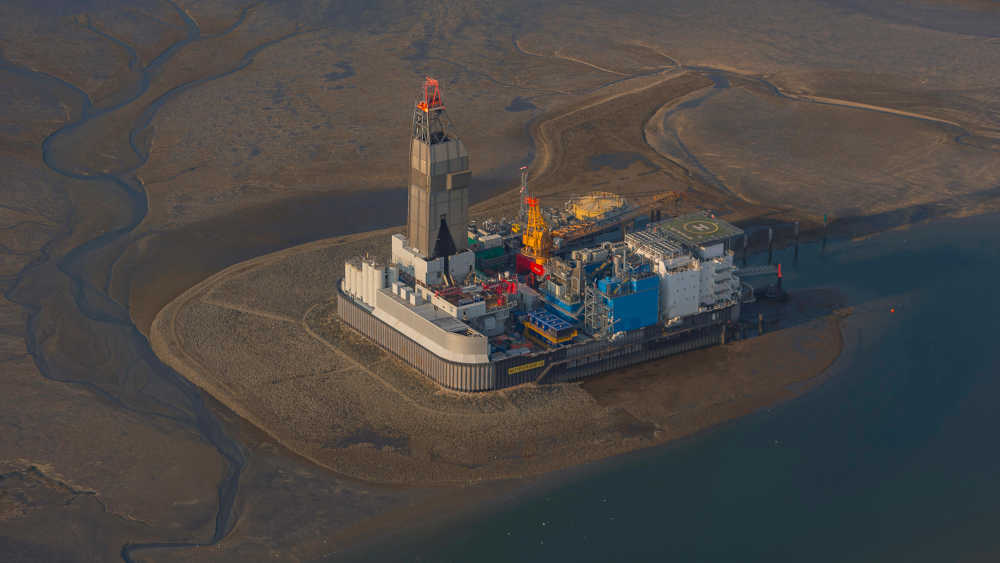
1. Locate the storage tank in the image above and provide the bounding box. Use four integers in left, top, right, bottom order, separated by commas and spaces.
361, 261, 371, 305
567, 191, 625, 221
373, 264, 385, 303
345, 261, 361, 298
353, 263, 365, 300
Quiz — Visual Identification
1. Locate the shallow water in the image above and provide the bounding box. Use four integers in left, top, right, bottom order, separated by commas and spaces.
338, 213, 1000, 562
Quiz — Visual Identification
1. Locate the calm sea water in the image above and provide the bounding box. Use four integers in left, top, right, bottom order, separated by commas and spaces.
341, 214, 1000, 562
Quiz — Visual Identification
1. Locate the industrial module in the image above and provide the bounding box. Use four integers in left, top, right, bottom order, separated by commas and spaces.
338, 78, 756, 391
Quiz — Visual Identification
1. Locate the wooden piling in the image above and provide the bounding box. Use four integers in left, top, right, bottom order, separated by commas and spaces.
822, 214, 828, 253
767, 227, 774, 265
793, 221, 800, 263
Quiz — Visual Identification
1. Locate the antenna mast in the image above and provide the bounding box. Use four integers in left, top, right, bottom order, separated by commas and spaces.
519, 166, 529, 224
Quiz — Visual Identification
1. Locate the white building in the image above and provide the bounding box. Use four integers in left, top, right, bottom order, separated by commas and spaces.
625, 221, 741, 322
391, 233, 475, 286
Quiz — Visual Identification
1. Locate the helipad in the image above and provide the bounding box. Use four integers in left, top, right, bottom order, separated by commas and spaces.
651, 211, 743, 246
683, 219, 720, 235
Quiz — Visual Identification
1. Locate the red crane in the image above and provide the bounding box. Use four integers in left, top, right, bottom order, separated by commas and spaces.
417, 77, 444, 112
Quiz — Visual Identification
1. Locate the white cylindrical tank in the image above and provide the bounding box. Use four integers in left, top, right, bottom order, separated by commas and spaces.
361, 261, 372, 306
356, 265, 363, 299
373, 265, 385, 305
346, 262, 357, 297
352, 264, 360, 298
358, 261, 365, 303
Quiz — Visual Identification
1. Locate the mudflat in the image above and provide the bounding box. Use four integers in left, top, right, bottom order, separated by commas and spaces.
4, 0, 1000, 559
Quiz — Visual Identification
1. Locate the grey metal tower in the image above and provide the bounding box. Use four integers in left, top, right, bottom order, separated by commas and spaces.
407, 77, 471, 259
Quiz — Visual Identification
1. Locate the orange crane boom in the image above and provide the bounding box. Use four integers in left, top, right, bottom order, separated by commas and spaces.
521, 196, 552, 265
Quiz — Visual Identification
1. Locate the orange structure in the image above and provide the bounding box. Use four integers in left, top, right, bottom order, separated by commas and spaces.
521, 196, 552, 267
416, 77, 444, 112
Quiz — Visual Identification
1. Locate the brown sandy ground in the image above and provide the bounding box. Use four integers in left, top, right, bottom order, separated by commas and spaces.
1, 28, 234, 561
2, 0, 1000, 559
645, 73, 1000, 219
120, 397, 444, 563
0, 294, 227, 561
472, 70, 714, 217
151, 230, 847, 486
468, 69, 804, 230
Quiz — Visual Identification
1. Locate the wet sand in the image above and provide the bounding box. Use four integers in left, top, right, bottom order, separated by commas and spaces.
643, 72, 1000, 219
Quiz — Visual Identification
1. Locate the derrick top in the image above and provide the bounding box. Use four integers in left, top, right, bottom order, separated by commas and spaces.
417, 77, 444, 112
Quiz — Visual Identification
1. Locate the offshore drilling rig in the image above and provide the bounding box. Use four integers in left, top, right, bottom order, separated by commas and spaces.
406, 77, 470, 261
338, 78, 754, 391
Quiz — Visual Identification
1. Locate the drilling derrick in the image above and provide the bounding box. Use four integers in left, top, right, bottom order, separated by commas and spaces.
407, 77, 471, 259
339, 73, 749, 393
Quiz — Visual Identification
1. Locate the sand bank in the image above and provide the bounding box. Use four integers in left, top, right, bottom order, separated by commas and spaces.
151, 227, 847, 485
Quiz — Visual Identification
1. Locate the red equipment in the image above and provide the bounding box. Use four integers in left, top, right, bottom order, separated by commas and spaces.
417, 77, 444, 112
480, 279, 518, 307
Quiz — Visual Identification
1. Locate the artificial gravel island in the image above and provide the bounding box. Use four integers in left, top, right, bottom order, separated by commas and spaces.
150, 79, 848, 485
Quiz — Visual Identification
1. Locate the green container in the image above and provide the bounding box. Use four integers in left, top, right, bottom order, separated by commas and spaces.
476, 246, 505, 260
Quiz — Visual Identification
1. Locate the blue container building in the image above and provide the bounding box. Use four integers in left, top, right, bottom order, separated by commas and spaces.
597, 274, 660, 333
